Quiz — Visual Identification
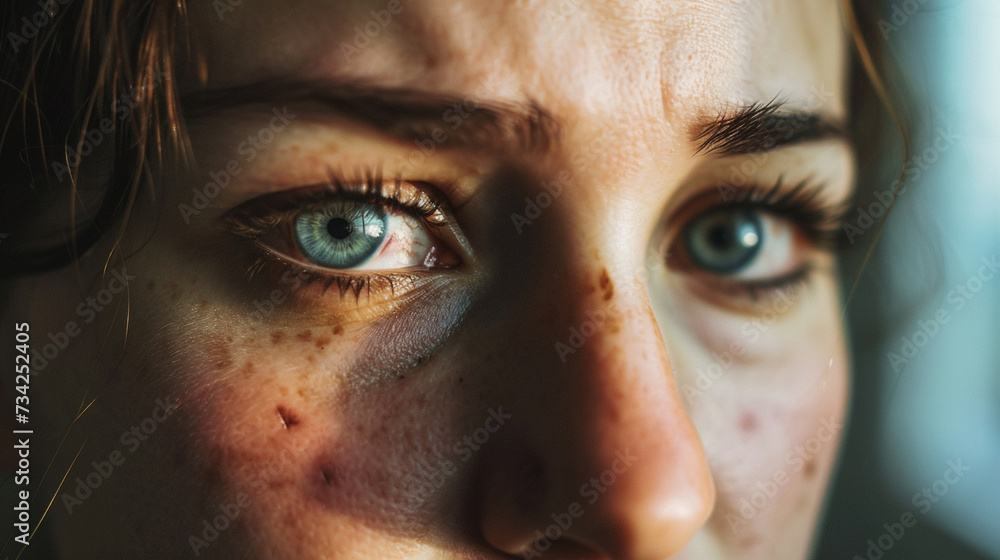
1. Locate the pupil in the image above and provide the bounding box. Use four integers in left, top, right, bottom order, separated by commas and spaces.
326, 218, 353, 240
708, 224, 736, 250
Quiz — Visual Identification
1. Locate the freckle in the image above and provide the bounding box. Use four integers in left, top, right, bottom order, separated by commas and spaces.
739, 412, 758, 434
307, 354, 316, 364
277, 406, 299, 429
599, 268, 614, 300
226, 336, 234, 343
458, 377, 463, 384
271, 331, 284, 344
297, 387, 306, 397
296, 330, 312, 341
314, 336, 330, 349
332, 325, 344, 335
199, 299, 208, 309
279, 386, 288, 396
740, 535, 760, 550
147, 280, 156, 290
206, 335, 233, 371
804, 458, 817, 478
168, 281, 181, 300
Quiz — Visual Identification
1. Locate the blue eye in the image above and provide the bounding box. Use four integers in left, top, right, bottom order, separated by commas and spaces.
294, 201, 388, 269
683, 209, 764, 274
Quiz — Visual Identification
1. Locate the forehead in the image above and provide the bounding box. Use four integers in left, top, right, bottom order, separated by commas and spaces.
188, 0, 846, 128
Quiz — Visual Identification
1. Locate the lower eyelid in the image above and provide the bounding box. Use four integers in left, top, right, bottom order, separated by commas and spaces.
674, 261, 815, 311
246, 251, 446, 312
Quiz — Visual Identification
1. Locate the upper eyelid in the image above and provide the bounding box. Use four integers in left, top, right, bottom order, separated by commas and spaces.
661, 179, 849, 254
222, 177, 451, 237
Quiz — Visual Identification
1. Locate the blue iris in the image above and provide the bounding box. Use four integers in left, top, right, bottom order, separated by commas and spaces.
294, 201, 387, 268
683, 209, 763, 274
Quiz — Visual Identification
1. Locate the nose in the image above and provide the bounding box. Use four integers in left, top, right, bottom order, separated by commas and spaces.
477, 263, 715, 560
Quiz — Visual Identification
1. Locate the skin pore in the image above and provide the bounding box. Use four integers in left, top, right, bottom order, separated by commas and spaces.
11, 0, 853, 558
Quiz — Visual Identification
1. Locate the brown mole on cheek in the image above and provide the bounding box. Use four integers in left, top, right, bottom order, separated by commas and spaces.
314, 336, 331, 349
599, 268, 614, 301
270, 331, 285, 344
804, 458, 817, 478
296, 329, 313, 341
332, 325, 344, 336
739, 411, 758, 434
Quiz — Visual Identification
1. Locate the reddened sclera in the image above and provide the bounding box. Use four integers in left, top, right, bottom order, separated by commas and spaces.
4, 0, 855, 558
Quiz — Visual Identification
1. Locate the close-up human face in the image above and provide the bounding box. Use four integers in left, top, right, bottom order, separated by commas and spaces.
8, 0, 854, 558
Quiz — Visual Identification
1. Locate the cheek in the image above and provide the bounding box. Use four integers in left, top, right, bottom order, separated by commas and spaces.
670, 284, 849, 554
167, 318, 472, 553
703, 355, 847, 541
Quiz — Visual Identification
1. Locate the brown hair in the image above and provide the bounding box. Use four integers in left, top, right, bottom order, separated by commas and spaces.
0, 0, 189, 275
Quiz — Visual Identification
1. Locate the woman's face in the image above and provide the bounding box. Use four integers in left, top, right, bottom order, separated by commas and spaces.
21, 0, 852, 558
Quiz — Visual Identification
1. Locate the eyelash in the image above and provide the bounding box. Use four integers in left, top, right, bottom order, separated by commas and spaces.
224, 169, 451, 301
225, 173, 846, 306
720, 178, 848, 249
675, 178, 848, 302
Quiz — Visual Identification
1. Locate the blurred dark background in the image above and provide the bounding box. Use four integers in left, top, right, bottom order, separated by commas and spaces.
819, 1, 999, 558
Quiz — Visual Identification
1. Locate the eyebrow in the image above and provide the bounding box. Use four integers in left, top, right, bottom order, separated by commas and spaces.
181, 78, 559, 153
692, 100, 847, 156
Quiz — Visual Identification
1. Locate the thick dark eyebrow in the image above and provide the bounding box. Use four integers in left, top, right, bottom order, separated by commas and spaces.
181, 79, 558, 153
692, 101, 847, 156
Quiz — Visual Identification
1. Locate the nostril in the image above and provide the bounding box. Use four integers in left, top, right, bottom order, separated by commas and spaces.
277, 405, 300, 429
